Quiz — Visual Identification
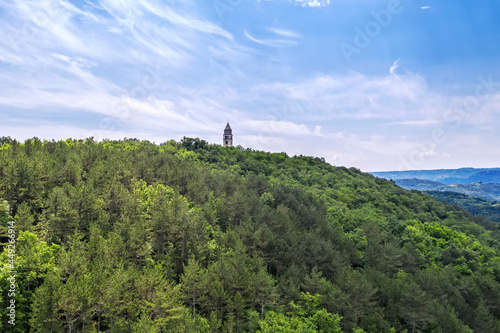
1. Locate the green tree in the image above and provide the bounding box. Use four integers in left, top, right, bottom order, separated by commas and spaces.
0, 231, 59, 332
257, 293, 342, 333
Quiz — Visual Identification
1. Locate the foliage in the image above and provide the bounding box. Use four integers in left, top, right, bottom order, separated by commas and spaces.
256, 293, 342, 333
428, 190, 500, 223
0, 137, 499, 332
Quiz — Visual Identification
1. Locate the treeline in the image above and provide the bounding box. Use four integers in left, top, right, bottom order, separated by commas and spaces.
0, 136, 499, 332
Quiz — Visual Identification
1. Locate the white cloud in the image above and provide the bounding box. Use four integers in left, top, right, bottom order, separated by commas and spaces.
244, 30, 298, 47
421, 6, 431, 10
266, 27, 301, 39
0, 0, 246, 142
107, 27, 123, 34
1, 0, 234, 68
386, 120, 441, 126
389, 59, 400, 77
0, 123, 169, 144
245, 120, 323, 136
258, 0, 330, 7
246, 72, 435, 121
419, 149, 437, 158
294, 0, 331, 7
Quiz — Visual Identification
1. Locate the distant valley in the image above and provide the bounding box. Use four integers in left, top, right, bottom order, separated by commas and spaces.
371, 168, 500, 222
427, 191, 500, 223
394, 179, 500, 202
372, 167, 500, 185
371, 168, 500, 201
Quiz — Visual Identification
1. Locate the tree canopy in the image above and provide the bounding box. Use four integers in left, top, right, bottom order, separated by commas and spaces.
0, 137, 499, 332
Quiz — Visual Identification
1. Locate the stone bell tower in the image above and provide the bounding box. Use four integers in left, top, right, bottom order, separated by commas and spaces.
223, 122, 233, 147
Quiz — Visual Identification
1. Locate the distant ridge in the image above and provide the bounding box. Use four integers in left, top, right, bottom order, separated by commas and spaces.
394, 178, 446, 191
393, 179, 500, 201
372, 167, 500, 185
371, 168, 500, 218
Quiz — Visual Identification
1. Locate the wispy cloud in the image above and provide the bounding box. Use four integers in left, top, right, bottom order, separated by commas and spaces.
266, 27, 301, 39
385, 120, 441, 126
257, 0, 330, 7
294, 0, 331, 7
389, 59, 400, 77
0, 0, 247, 157
244, 30, 298, 47
246, 72, 434, 121
245, 120, 322, 136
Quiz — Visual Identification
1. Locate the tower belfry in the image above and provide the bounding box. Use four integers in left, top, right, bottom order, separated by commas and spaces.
223, 122, 233, 147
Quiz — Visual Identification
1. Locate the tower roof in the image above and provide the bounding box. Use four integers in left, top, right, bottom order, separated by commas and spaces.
224, 122, 232, 134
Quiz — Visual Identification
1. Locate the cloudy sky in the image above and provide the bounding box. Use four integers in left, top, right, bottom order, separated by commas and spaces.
1, 0, 499, 171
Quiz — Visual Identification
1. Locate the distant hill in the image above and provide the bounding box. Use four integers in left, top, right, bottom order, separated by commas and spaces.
446, 182, 500, 201
426, 191, 500, 223
372, 167, 500, 184
392, 179, 500, 201
393, 178, 446, 191
467, 170, 500, 183
372, 168, 500, 202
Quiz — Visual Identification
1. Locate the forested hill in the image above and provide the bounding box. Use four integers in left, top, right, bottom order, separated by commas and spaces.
1, 137, 500, 333
426, 191, 500, 224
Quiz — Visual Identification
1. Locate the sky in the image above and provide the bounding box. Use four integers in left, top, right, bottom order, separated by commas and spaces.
1, 0, 500, 171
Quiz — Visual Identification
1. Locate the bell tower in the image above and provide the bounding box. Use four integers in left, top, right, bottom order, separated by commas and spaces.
223, 122, 233, 147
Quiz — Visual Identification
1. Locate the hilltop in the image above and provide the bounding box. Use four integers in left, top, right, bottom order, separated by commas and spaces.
0, 137, 499, 332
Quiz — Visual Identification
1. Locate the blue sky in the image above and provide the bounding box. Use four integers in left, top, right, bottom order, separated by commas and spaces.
1, 0, 500, 171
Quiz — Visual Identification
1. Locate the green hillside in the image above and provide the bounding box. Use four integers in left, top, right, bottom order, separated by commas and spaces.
1, 137, 500, 332
427, 191, 500, 223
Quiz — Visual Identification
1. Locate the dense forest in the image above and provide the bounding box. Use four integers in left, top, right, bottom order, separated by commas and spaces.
427, 191, 500, 223
1, 137, 500, 332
